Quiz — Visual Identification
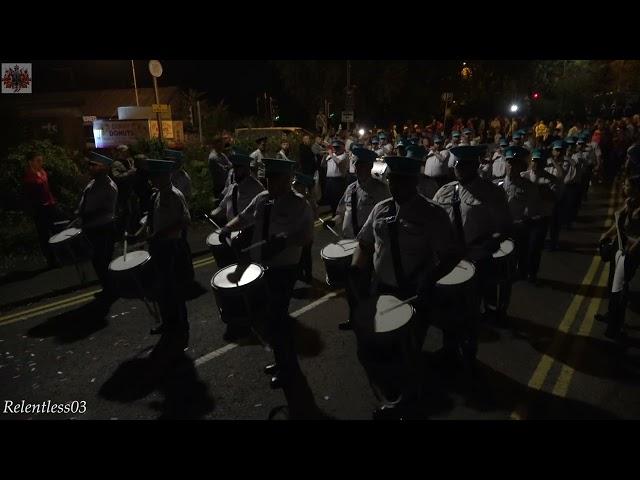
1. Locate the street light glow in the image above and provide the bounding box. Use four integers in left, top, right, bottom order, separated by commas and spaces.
510, 104, 519, 113
358, 128, 365, 136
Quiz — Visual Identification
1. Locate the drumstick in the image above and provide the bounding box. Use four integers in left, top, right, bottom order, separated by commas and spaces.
319, 218, 342, 240
378, 295, 419, 315
241, 232, 286, 253
203, 213, 222, 230
133, 223, 146, 237
124, 231, 128, 262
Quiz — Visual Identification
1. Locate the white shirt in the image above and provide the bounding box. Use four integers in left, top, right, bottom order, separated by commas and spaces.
78, 176, 118, 229
424, 149, 450, 177
326, 153, 348, 178
250, 149, 265, 179
219, 174, 266, 221
433, 178, 512, 247
357, 195, 458, 288
492, 152, 507, 178
151, 186, 191, 240
236, 190, 313, 268
171, 169, 192, 204
337, 177, 391, 238
447, 147, 458, 169
277, 149, 291, 161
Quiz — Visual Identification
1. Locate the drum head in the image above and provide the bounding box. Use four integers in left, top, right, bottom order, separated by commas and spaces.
371, 161, 388, 178
356, 295, 413, 334
49, 227, 81, 244
212, 263, 263, 289
206, 231, 240, 247
109, 251, 151, 271
437, 260, 475, 285
493, 239, 515, 259
321, 239, 358, 260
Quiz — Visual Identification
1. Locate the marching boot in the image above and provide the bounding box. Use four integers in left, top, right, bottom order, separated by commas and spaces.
604, 292, 626, 340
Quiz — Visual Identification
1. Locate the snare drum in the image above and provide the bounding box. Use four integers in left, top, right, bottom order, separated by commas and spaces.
48, 228, 93, 266
320, 239, 358, 287
435, 259, 476, 306
206, 230, 240, 268
108, 250, 155, 299
210, 263, 268, 326
353, 294, 416, 360
492, 238, 516, 281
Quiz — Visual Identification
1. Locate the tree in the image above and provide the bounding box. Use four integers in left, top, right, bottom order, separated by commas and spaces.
181, 88, 207, 132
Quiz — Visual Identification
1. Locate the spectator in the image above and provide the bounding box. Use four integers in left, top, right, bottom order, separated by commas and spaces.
315, 109, 328, 136
23, 150, 61, 269
250, 136, 267, 182
277, 140, 292, 161
298, 134, 317, 176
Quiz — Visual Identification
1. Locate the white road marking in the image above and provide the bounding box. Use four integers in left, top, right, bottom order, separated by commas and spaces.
193, 290, 341, 368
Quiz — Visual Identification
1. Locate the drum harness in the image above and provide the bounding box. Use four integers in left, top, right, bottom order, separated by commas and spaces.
232, 184, 239, 217
384, 202, 428, 300
351, 188, 361, 237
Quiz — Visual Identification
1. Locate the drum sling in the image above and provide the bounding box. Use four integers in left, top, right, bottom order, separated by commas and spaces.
351, 188, 360, 237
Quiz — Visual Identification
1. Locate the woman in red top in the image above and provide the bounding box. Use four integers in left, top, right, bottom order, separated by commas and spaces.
23, 151, 59, 268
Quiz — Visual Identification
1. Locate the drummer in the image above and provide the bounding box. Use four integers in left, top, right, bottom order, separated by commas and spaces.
210, 149, 266, 226
498, 147, 540, 316
145, 158, 193, 349
219, 158, 314, 389
433, 146, 512, 359
520, 148, 561, 284
76, 151, 118, 300
292, 172, 318, 287
164, 149, 192, 206
326, 147, 391, 330
350, 155, 461, 419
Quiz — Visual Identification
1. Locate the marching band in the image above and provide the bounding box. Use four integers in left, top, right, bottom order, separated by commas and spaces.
42, 120, 629, 420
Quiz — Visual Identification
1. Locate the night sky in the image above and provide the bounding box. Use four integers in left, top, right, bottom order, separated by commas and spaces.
33, 60, 287, 117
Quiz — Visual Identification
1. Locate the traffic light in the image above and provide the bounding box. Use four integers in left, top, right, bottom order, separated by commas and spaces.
532, 92, 541, 100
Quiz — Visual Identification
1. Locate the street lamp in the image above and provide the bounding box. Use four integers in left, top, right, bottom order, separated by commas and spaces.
509, 104, 519, 137
358, 128, 365, 137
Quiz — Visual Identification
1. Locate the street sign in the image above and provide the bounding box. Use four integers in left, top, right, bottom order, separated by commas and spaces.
148, 60, 163, 78
341, 111, 354, 123
152, 104, 169, 113
345, 92, 355, 111
442, 92, 453, 102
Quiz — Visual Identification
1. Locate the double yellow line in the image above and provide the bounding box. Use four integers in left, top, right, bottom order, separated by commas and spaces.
511, 181, 619, 419
0, 215, 334, 328
0, 254, 215, 327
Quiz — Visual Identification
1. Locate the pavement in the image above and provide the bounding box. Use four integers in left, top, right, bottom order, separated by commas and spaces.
1, 182, 640, 420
